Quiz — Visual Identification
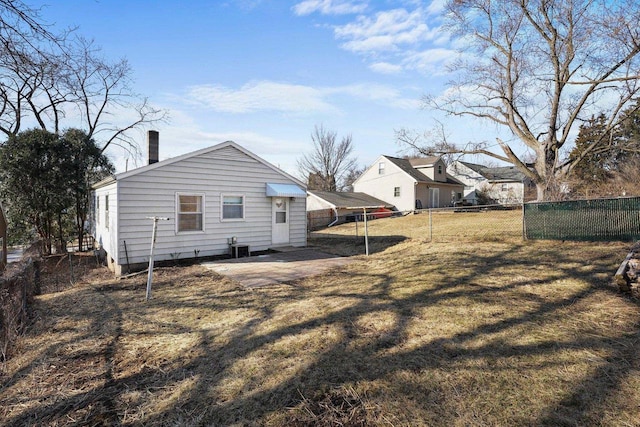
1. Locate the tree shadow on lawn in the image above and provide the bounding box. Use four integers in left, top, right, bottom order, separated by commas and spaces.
1, 242, 639, 426
309, 233, 407, 256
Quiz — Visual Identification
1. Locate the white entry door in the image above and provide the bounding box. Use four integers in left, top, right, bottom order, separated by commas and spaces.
272, 197, 290, 245
429, 188, 440, 208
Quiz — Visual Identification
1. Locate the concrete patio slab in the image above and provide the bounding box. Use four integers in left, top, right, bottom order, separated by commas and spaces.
201, 247, 353, 288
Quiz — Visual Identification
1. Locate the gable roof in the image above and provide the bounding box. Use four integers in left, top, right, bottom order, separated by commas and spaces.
385, 156, 432, 183
308, 191, 394, 209
459, 161, 526, 182
386, 156, 464, 185
93, 141, 305, 189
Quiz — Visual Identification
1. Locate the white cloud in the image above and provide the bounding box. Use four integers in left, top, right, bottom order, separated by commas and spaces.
328, 83, 421, 109
292, 2, 456, 76
369, 62, 403, 74
185, 81, 334, 114
401, 48, 458, 74
334, 8, 435, 53
182, 80, 420, 114
292, 0, 367, 16
426, 0, 446, 15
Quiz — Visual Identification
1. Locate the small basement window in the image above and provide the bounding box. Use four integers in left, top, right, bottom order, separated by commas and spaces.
177, 193, 204, 232
222, 194, 244, 220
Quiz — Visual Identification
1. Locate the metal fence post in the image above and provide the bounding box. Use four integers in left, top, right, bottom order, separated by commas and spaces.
363, 208, 369, 256
429, 209, 433, 241
146, 216, 169, 301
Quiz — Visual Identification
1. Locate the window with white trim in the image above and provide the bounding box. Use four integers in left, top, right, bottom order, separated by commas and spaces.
104, 195, 109, 229
394, 186, 400, 197
177, 193, 204, 232
378, 162, 385, 174
222, 194, 244, 220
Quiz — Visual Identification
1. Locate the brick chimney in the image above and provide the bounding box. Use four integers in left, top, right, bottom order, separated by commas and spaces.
148, 130, 159, 164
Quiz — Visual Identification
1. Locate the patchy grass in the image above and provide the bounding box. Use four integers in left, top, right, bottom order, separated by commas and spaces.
1, 218, 639, 426
315, 209, 524, 244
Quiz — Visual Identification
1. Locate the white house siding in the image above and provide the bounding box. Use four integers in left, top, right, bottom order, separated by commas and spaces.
307, 194, 331, 211
288, 197, 306, 246
447, 162, 484, 204
353, 157, 416, 212
93, 181, 118, 264
97, 145, 305, 274
448, 162, 524, 204
481, 182, 524, 204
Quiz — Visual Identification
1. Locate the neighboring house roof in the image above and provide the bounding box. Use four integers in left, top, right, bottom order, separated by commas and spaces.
93, 140, 305, 189
459, 161, 526, 183
386, 156, 464, 186
408, 156, 441, 167
386, 156, 430, 182
308, 191, 394, 209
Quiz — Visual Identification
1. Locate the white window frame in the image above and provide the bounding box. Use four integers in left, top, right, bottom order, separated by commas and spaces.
221, 194, 245, 221
175, 192, 205, 233
378, 161, 385, 174
104, 195, 109, 229
394, 186, 400, 197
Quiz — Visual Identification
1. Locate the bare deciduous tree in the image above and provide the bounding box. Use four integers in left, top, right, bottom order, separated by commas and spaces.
0, 2, 166, 157
396, 120, 462, 166
298, 125, 358, 192
410, 0, 640, 201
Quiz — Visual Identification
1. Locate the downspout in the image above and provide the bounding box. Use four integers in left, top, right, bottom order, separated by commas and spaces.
327, 207, 339, 227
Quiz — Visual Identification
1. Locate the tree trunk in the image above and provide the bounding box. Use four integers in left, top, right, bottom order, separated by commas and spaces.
535, 182, 546, 202
57, 211, 66, 254
76, 195, 84, 252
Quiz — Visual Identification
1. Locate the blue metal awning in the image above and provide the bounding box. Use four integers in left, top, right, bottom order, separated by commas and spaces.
266, 183, 306, 197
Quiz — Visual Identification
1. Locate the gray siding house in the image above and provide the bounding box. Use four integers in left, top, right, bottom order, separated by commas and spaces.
92, 139, 306, 275
447, 161, 526, 204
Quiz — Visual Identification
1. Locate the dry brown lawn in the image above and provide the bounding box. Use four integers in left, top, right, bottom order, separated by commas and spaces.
1, 215, 639, 426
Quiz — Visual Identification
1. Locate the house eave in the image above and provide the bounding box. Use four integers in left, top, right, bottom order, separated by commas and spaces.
92, 176, 116, 189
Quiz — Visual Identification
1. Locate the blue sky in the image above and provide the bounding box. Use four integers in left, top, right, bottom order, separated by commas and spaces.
35, 0, 504, 177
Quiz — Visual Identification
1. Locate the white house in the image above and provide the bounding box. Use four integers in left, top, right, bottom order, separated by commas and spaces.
353, 155, 464, 212
448, 161, 526, 204
92, 135, 307, 275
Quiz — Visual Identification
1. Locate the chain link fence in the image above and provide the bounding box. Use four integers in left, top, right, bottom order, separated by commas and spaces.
309, 196, 640, 244
524, 196, 640, 241
309, 204, 524, 242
